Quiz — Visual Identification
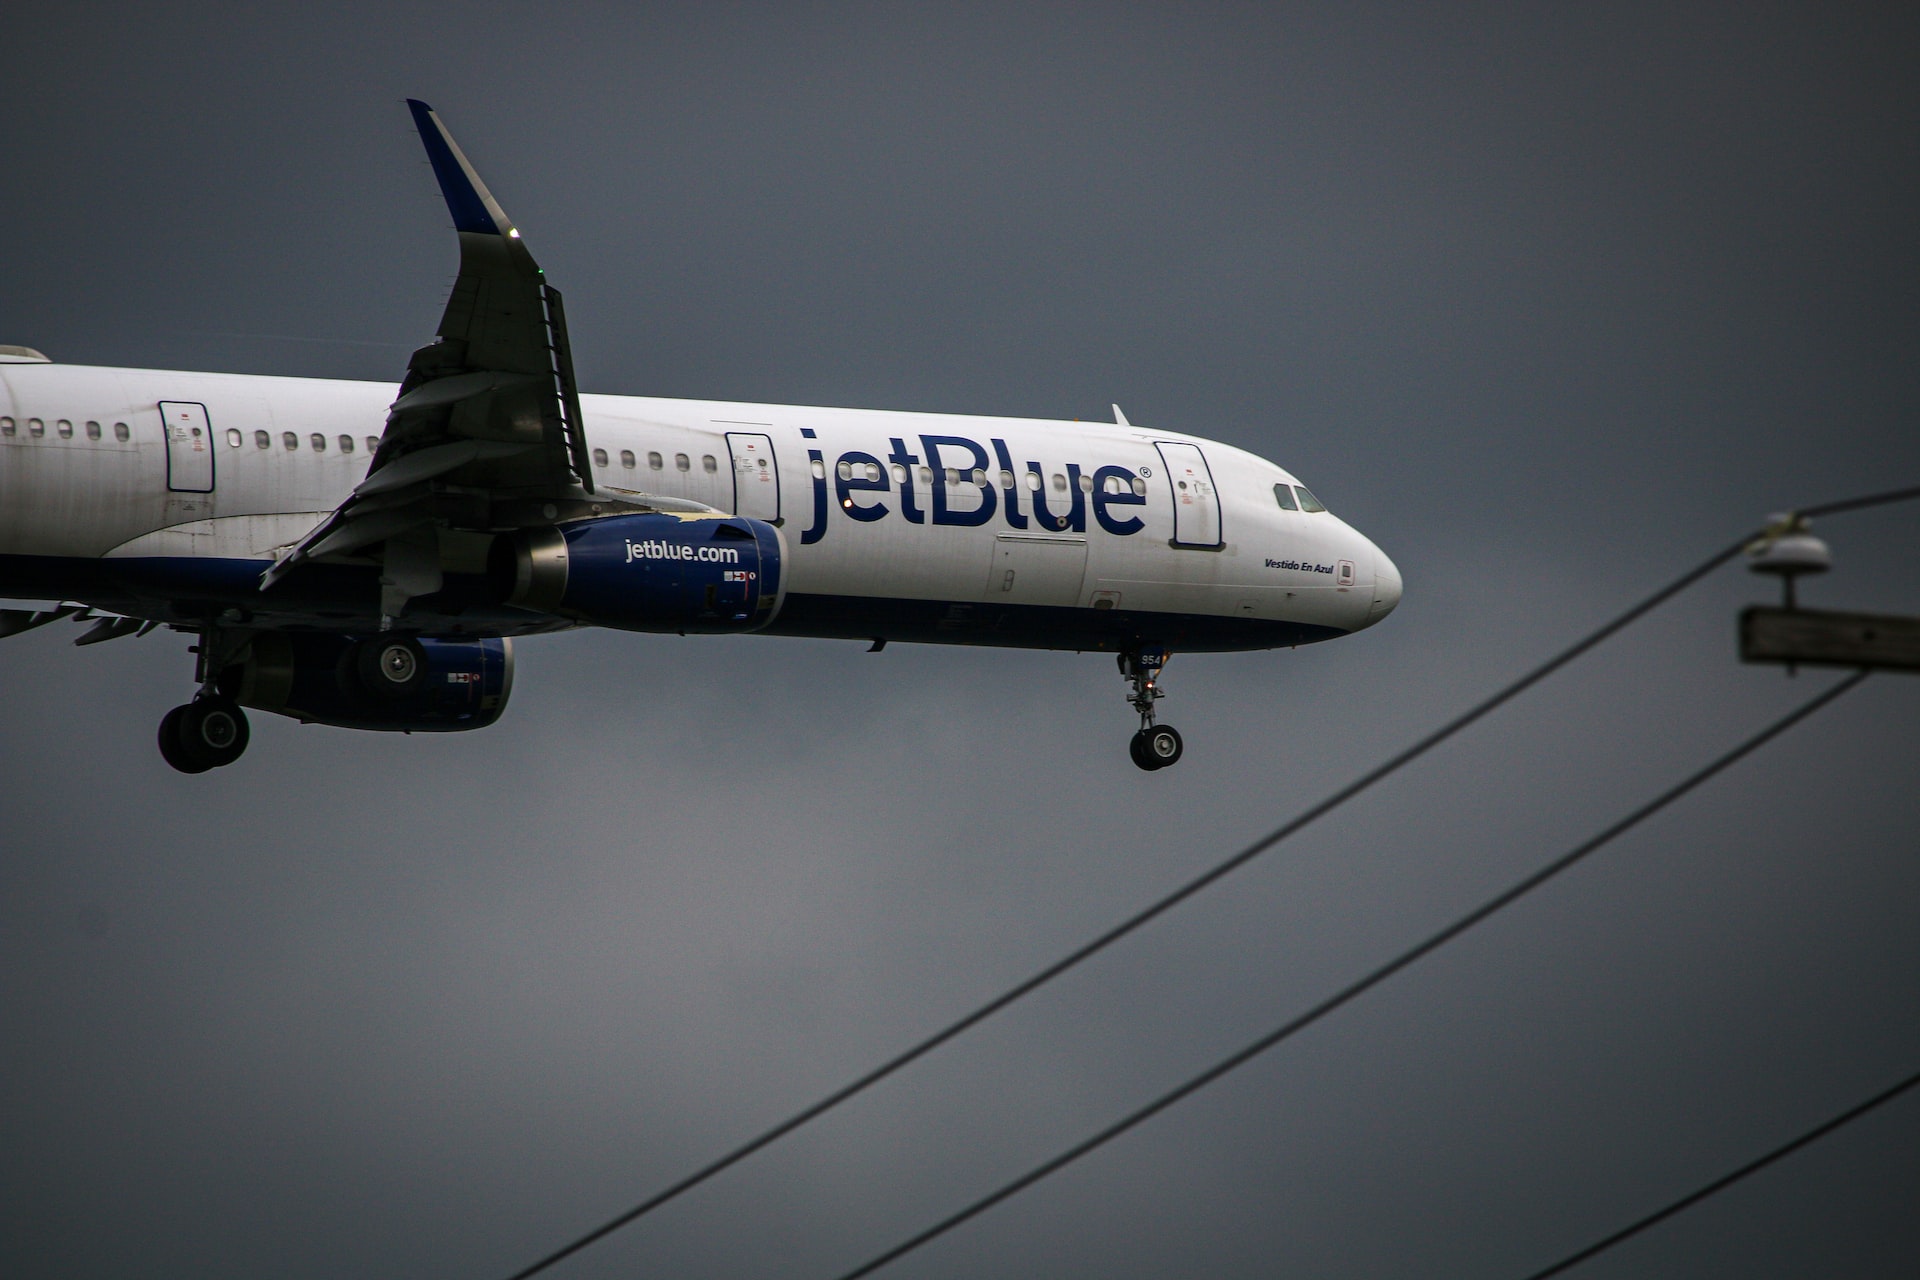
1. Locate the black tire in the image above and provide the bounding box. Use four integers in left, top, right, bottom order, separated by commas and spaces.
358, 637, 428, 698
181, 698, 250, 768
158, 704, 212, 774
1143, 724, 1183, 769
1129, 729, 1155, 771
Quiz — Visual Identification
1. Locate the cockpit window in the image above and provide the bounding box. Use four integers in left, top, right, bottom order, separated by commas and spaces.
1272, 483, 1298, 511
1294, 485, 1327, 513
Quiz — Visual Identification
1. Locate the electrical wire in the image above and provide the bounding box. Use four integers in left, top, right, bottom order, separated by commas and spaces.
1801, 483, 1920, 520
501, 484, 1919, 1280
498, 535, 1755, 1280
829, 670, 1869, 1280
1520, 1064, 1920, 1279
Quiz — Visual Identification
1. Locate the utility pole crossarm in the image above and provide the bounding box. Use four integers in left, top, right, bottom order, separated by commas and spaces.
1741, 606, 1920, 673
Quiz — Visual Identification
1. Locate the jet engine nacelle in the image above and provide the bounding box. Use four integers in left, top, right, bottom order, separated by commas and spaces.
492, 513, 785, 632
221, 632, 514, 732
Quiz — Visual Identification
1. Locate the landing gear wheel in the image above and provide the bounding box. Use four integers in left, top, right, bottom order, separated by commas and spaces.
1131, 724, 1183, 771
159, 698, 250, 773
158, 705, 211, 774
1129, 729, 1153, 770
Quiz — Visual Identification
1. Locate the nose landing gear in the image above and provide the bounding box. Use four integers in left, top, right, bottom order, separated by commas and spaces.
1120, 647, 1184, 771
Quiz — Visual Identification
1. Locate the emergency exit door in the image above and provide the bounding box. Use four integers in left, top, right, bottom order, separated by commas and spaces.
160, 401, 214, 493
726, 432, 780, 522
1154, 440, 1221, 548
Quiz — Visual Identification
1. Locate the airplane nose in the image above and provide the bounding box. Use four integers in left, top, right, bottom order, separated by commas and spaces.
1363, 548, 1402, 628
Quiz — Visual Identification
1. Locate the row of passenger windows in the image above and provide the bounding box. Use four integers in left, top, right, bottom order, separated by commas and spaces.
224, 428, 379, 455
589, 447, 723, 473
0, 416, 378, 456
0, 416, 130, 441
1273, 482, 1327, 513
6, 415, 1260, 509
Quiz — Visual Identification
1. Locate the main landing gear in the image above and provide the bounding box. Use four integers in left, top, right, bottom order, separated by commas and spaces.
158, 696, 250, 774
158, 626, 252, 774
1120, 647, 1184, 771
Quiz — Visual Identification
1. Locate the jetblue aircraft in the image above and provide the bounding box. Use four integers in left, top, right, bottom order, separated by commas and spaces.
0, 101, 1400, 773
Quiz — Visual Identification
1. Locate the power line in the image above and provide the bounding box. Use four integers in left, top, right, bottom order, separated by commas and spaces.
1520, 1064, 1920, 1279
497, 533, 1748, 1279
829, 670, 1869, 1280
500, 485, 1918, 1280
1801, 483, 1920, 520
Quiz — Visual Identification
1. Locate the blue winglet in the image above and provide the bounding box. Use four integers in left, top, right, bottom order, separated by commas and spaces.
407, 99, 509, 236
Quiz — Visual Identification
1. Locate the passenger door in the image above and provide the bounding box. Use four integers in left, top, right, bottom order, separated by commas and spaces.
1154, 440, 1221, 548
726, 432, 780, 522
160, 401, 214, 493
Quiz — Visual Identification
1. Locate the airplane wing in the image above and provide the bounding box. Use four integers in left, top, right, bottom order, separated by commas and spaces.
260, 99, 597, 620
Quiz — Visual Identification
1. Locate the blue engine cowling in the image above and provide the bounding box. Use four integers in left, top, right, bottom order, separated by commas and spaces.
492, 513, 785, 632
221, 632, 514, 732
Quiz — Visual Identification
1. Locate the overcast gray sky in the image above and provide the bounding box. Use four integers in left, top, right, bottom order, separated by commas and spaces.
4, 4, 1919, 1278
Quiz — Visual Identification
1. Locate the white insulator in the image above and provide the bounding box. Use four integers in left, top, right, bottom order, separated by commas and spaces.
1750, 531, 1831, 577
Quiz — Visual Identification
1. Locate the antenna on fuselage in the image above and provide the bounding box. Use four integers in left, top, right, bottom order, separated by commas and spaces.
1112, 404, 1132, 428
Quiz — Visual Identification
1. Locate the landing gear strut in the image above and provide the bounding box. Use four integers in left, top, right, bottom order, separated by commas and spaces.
1120, 647, 1183, 771
158, 626, 253, 774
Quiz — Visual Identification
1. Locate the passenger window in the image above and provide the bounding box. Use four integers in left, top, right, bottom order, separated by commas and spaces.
999, 469, 1014, 490
865, 461, 882, 482
620, 450, 635, 468
114, 422, 130, 442
310, 433, 326, 453
1131, 477, 1146, 497
1024, 471, 1041, 492
28, 418, 44, 437
86, 421, 101, 440
648, 451, 664, 470
339, 434, 354, 454
943, 467, 959, 486
1078, 473, 1093, 492
702, 454, 717, 473
675, 452, 690, 472
254, 430, 270, 449
1294, 485, 1327, 513
891, 463, 908, 484
592, 447, 608, 467
1052, 472, 1067, 491
810, 457, 825, 479
836, 459, 853, 480
1272, 483, 1298, 511
57, 419, 73, 438
226, 428, 242, 448
971, 468, 987, 486
0, 417, 13, 436
365, 436, 379, 454
282, 431, 298, 451
918, 466, 932, 484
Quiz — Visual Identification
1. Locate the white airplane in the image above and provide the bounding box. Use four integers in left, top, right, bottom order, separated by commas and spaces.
0, 101, 1400, 774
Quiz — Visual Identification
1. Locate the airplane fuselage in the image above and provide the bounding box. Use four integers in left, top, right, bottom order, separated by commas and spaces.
0, 358, 1400, 655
